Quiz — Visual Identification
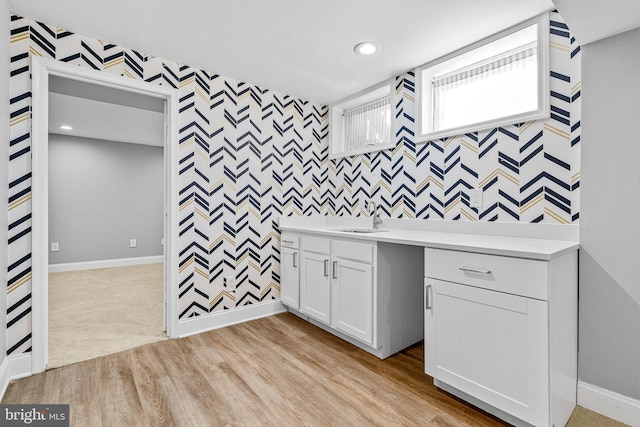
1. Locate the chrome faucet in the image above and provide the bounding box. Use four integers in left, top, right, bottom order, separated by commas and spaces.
369, 201, 382, 230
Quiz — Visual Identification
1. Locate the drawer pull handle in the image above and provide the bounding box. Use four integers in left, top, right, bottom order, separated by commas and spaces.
425, 285, 432, 310
324, 259, 329, 277
333, 261, 338, 279
282, 240, 294, 245
459, 266, 492, 275
293, 252, 298, 268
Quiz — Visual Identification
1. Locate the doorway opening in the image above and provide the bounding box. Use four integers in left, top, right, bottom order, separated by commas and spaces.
31, 57, 179, 374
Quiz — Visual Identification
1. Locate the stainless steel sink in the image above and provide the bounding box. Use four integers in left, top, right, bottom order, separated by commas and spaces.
338, 228, 389, 233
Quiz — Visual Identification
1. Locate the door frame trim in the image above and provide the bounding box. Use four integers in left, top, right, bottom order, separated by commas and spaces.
31, 56, 180, 373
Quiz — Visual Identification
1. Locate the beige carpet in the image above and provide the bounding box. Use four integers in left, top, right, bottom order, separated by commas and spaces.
567, 406, 630, 427
48, 263, 168, 369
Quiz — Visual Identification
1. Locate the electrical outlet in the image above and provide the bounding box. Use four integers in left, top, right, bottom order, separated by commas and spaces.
224, 276, 235, 287
51, 242, 59, 252
130, 239, 137, 248
469, 189, 483, 208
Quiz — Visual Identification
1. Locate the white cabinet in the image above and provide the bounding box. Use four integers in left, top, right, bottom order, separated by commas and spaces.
424, 247, 578, 427
287, 232, 424, 359
300, 243, 332, 324
280, 233, 300, 309
300, 236, 375, 339
332, 240, 375, 345
425, 278, 548, 425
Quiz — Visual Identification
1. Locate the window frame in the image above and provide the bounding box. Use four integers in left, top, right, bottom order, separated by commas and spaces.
329, 78, 396, 159
415, 13, 550, 143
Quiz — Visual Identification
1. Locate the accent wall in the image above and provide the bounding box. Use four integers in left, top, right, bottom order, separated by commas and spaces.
1, 4, 11, 366
7, 15, 328, 354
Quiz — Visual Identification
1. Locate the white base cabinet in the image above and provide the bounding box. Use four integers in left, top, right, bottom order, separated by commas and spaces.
332, 241, 374, 345
300, 237, 332, 324
282, 232, 424, 359
425, 248, 578, 427
426, 279, 549, 425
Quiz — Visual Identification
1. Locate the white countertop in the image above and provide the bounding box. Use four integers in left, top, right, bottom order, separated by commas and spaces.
278, 216, 579, 261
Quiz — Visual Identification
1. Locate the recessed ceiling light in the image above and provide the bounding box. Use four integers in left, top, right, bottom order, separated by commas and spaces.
59, 125, 73, 130
354, 42, 379, 56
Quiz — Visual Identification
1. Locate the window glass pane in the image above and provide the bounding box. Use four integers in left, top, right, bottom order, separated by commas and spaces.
434, 46, 538, 130
329, 79, 395, 159
416, 16, 547, 141
344, 97, 391, 151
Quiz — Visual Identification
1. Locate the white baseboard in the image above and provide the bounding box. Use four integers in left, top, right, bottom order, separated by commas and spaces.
578, 380, 640, 427
0, 357, 8, 400
49, 255, 163, 273
176, 300, 286, 338
0, 353, 33, 401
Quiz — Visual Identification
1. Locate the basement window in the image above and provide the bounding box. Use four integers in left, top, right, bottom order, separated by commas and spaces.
329, 79, 395, 159
415, 13, 549, 142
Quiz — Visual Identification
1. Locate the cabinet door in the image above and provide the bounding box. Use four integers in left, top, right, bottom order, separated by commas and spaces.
333, 258, 374, 345
300, 251, 331, 324
281, 247, 299, 309
425, 279, 548, 426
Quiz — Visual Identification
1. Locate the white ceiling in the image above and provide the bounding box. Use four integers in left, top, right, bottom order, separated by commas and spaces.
49, 76, 165, 147
551, 0, 640, 45
6, 0, 556, 105
50, 75, 164, 113
49, 92, 165, 147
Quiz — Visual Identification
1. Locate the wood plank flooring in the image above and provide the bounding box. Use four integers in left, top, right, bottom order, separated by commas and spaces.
3, 313, 509, 426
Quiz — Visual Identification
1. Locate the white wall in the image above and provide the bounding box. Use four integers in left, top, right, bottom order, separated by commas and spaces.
1, 2, 11, 363
48, 134, 164, 264
580, 26, 640, 400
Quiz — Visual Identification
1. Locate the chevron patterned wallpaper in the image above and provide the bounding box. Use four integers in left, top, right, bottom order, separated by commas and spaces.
329, 11, 580, 224
5, 11, 579, 356
6, 15, 328, 355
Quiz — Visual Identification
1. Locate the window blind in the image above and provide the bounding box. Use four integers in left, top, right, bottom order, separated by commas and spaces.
343, 97, 392, 152
432, 42, 538, 131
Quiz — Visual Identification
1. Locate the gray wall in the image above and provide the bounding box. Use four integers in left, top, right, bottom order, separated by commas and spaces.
580, 27, 640, 400
1, 2, 10, 361
48, 134, 164, 264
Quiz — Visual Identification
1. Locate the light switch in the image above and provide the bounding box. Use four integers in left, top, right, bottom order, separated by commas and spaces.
130, 239, 137, 248
51, 242, 59, 252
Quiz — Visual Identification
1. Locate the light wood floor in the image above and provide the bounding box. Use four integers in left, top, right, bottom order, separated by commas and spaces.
3, 312, 624, 426
5, 312, 509, 426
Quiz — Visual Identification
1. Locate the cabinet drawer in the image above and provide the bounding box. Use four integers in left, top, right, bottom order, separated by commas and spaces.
281, 233, 299, 249
425, 248, 548, 300
303, 235, 331, 254
333, 240, 374, 264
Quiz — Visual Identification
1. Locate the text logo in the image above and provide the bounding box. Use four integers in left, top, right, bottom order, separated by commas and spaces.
0, 405, 69, 426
